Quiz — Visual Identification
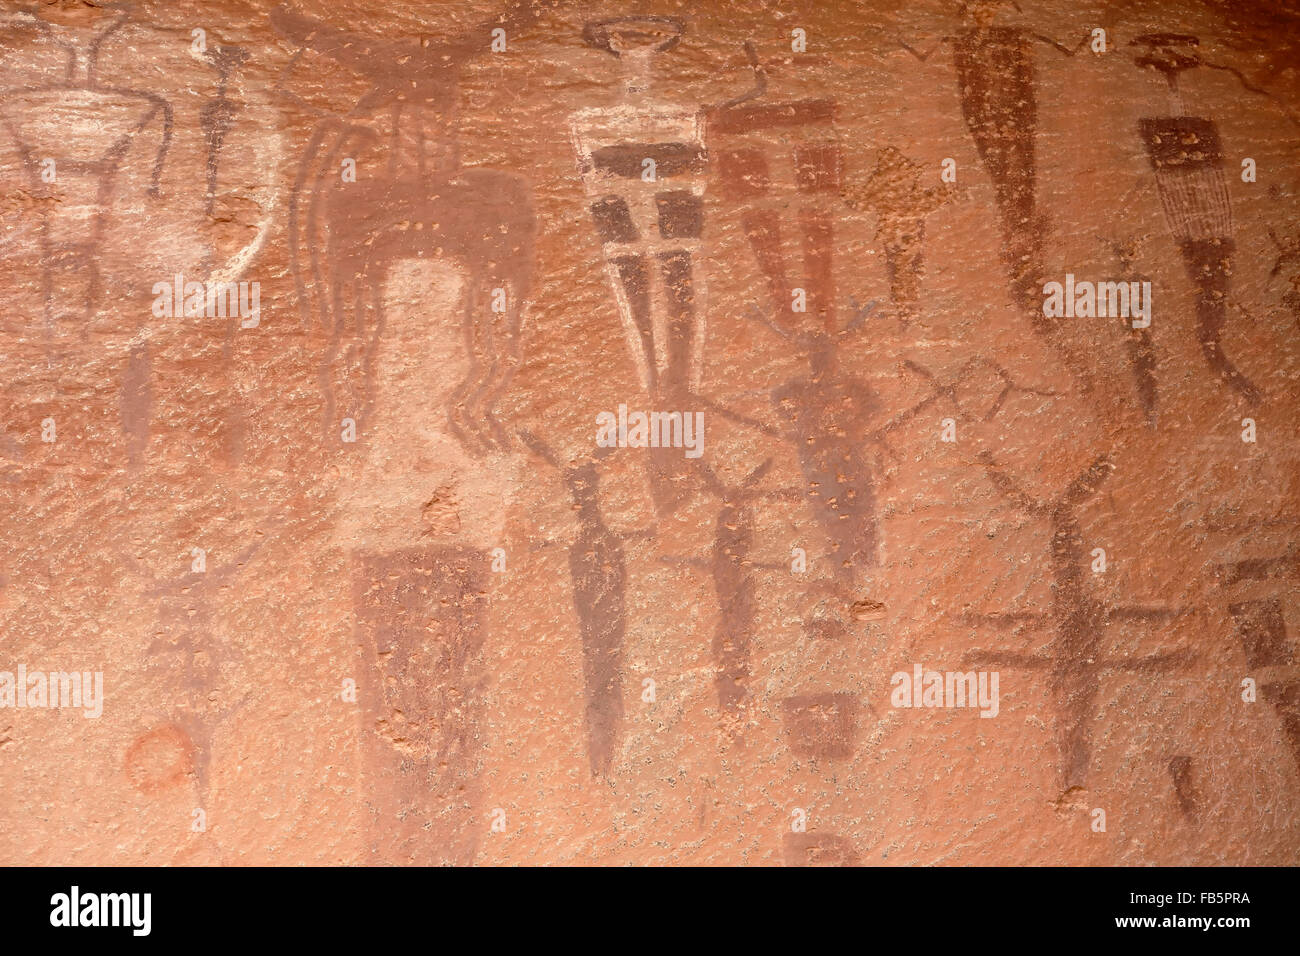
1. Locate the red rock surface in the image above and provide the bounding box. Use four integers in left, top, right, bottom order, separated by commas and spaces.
0, 0, 1297, 865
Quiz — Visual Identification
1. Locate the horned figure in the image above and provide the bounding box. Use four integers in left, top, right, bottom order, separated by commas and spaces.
1132, 33, 1260, 405
273, 1, 547, 453
962, 454, 1194, 791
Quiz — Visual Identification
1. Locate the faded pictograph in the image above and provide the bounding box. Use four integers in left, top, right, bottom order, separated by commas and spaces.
0, 2, 278, 481
274, 0, 551, 862
275, 1, 542, 453
1266, 228, 1300, 327
520, 431, 647, 778
759, 301, 883, 606
962, 455, 1196, 792
0, 3, 171, 353
198, 42, 249, 221
780, 693, 861, 761
842, 146, 956, 326
120, 541, 264, 827
352, 547, 489, 866
1100, 235, 1159, 427
782, 831, 861, 867
1168, 754, 1200, 821
659, 458, 798, 721
192, 29, 282, 307
692, 459, 790, 721
1230, 599, 1300, 772
124, 723, 197, 797
120, 340, 151, 472
1132, 33, 1262, 405
708, 42, 841, 336
1216, 548, 1300, 773
570, 15, 707, 514
899, 0, 1095, 394
0, 4, 277, 347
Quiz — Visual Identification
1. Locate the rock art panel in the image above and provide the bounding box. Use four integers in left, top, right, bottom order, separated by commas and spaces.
0, 0, 1296, 871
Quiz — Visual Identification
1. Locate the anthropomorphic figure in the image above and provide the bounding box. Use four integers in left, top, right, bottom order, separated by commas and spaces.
0, 2, 172, 352
275, 2, 546, 863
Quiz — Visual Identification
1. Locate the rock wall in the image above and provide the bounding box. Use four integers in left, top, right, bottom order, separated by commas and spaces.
0, 0, 1297, 865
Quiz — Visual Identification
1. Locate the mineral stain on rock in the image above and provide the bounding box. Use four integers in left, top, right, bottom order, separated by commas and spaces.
1168, 755, 1200, 820
125, 725, 195, 796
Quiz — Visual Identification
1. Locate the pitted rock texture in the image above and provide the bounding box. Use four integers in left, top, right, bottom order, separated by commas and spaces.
0, 0, 1297, 865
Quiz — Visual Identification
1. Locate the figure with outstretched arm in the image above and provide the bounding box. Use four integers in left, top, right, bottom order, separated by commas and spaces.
897, 0, 1095, 394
